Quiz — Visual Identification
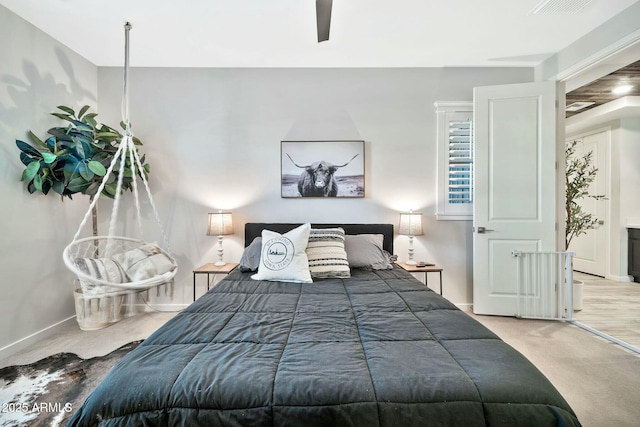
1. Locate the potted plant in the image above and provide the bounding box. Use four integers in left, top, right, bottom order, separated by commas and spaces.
565, 139, 605, 310
15, 105, 151, 329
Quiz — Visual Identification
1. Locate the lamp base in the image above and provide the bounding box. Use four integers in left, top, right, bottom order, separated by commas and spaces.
214, 261, 226, 267
405, 260, 417, 265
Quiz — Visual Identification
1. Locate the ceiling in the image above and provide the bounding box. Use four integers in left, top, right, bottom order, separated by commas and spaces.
566, 60, 640, 117
1, 0, 638, 68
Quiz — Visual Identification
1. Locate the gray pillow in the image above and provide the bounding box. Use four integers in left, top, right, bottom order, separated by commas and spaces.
344, 234, 393, 270
239, 237, 262, 272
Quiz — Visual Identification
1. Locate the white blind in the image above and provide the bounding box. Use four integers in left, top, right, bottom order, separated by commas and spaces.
448, 119, 473, 204
435, 101, 472, 220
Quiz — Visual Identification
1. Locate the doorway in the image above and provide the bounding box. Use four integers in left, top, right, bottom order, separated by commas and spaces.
566, 128, 609, 277
564, 51, 640, 353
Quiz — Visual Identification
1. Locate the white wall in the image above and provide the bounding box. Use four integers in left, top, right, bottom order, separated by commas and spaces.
96, 67, 532, 307
0, 6, 98, 355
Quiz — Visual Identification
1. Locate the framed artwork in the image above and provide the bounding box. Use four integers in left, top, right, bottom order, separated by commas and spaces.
281, 140, 365, 198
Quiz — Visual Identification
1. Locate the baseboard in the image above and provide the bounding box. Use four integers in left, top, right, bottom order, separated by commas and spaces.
0, 316, 76, 362
125, 302, 189, 313
455, 303, 473, 312
606, 274, 633, 283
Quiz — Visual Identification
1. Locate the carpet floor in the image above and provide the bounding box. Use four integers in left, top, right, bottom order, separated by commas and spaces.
468, 311, 640, 427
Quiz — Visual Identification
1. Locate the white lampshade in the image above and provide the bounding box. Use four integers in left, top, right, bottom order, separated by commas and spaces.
207, 212, 233, 236
398, 211, 424, 236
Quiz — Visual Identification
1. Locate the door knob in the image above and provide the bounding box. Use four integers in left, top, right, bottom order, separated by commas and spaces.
477, 227, 495, 234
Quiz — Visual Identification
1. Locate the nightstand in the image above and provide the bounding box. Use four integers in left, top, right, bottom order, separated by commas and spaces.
395, 262, 444, 295
192, 262, 238, 301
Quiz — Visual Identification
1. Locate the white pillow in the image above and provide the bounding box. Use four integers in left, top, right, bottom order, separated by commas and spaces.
112, 242, 176, 282
252, 223, 312, 283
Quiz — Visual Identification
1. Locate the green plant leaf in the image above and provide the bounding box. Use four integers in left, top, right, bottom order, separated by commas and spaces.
56, 105, 75, 115
92, 152, 110, 163
78, 161, 94, 181
48, 127, 73, 142
52, 180, 65, 195
27, 131, 48, 150
87, 116, 98, 128
85, 181, 101, 196
88, 160, 107, 176
51, 112, 73, 122
33, 174, 43, 191
74, 122, 94, 132
96, 131, 119, 139
67, 176, 90, 193
42, 152, 57, 164
41, 179, 51, 195
16, 140, 42, 158
45, 136, 57, 152
78, 105, 90, 119
23, 161, 40, 181
63, 159, 80, 184
104, 182, 117, 196
19, 152, 32, 166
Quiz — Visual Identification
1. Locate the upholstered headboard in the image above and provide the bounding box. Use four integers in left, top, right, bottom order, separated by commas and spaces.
244, 223, 394, 254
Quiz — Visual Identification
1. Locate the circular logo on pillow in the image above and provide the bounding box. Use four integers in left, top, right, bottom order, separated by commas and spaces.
262, 237, 295, 271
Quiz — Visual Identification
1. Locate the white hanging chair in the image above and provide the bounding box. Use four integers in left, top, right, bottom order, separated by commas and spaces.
63, 23, 177, 297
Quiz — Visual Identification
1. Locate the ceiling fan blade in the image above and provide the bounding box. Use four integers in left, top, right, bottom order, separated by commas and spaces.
316, 0, 332, 42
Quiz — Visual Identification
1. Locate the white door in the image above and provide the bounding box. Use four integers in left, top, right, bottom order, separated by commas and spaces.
473, 81, 560, 316
568, 130, 608, 277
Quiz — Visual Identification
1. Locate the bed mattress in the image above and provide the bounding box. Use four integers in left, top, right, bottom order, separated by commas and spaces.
68, 267, 580, 426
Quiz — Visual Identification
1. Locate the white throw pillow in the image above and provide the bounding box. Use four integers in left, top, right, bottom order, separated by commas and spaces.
112, 242, 176, 282
252, 223, 312, 283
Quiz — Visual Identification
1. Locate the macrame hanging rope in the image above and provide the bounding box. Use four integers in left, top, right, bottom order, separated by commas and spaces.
69, 22, 172, 258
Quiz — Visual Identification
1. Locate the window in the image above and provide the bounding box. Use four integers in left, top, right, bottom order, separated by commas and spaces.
435, 102, 473, 220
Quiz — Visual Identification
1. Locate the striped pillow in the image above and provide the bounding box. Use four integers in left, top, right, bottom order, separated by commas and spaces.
306, 228, 351, 279
75, 257, 128, 284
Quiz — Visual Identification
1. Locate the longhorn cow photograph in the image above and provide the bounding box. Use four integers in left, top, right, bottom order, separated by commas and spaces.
281, 140, 365, 198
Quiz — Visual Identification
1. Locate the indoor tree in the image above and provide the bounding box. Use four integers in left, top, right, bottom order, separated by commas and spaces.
565, 139, 605, 250
15, 105, 150, 236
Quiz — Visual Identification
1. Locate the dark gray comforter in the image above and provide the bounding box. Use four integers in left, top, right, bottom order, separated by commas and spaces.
68, 267, 580, 426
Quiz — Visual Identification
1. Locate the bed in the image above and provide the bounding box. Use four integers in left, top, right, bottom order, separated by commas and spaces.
68, 223, 580, 426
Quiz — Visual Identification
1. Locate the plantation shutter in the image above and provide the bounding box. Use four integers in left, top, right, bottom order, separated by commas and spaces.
435, 102, 473, 220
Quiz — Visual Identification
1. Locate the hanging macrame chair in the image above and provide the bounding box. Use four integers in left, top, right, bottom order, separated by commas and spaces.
63, 23, 177, 296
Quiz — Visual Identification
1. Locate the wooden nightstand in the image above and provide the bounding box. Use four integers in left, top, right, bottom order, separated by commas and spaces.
192, 262, 238, 301
395, 262, 444, 295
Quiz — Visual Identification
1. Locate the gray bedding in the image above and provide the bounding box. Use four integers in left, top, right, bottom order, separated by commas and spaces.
68, 267, 580, 426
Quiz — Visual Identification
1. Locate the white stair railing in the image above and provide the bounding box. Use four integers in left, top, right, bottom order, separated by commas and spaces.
511, 251, 575, 320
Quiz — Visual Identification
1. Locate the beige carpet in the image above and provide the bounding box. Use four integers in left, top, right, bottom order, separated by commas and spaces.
469, 311, 640, 427
2, 310, 639, 426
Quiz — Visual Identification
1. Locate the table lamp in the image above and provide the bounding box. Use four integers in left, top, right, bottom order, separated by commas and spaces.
207, 211, 233, 266
398, 210, 423, 265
